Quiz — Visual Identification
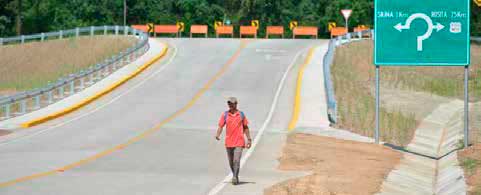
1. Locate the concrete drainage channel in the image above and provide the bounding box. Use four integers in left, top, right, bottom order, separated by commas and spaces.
377, 100, 467, 195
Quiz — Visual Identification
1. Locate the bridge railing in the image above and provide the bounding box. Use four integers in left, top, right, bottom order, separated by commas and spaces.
0, 26, 149, 121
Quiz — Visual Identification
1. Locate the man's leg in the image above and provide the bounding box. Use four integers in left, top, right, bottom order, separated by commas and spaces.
232, 147, 243, 182
226, 147, 235, 176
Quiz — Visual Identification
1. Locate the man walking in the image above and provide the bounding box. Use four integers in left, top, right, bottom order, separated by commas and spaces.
215, 97, 252, 185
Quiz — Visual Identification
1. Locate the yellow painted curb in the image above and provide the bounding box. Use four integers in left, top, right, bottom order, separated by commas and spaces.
0, 40, 248, 188
287, 47, 315, 131
20, 44, 169, 128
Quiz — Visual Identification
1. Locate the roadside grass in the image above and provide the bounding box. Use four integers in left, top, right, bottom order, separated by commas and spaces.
332, 40, 417, 146
0, 35, 137, 94
333, 39, 481, 194
331, 40, 481, 146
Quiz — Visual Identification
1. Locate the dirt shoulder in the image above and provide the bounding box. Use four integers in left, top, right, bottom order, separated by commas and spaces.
459, 144, 481, 195
265, 133, 402, 195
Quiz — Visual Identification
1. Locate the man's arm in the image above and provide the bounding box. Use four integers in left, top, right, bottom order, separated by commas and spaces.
244, 125, 252, 148
215, 127, 223, 140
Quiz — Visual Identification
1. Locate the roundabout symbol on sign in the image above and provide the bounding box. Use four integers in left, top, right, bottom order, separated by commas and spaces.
394, 13, 445, 51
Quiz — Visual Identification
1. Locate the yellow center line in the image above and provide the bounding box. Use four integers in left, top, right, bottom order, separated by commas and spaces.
0, 40, 248, 188
287, 47, 316, 131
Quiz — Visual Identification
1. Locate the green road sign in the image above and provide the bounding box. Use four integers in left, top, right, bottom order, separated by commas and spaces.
375, 0, 470, 66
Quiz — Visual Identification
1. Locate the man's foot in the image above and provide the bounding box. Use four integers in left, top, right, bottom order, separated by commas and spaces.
232, 177, 238, 185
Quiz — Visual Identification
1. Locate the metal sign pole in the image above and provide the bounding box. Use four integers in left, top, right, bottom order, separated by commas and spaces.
345, 18, 348, 32
375, 65, 380, 144
464, 65, 469, 147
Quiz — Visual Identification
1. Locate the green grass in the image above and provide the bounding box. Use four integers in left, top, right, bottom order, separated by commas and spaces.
332, 41, 418, 146
461, 157, 480, 176
0, 36, 136, 94
331, 40, 481, 146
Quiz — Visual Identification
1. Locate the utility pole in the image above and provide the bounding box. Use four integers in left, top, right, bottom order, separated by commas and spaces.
123, 0, 127, 26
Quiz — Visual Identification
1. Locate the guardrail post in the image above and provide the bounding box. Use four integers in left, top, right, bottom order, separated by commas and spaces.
79, 76, 85, 89
357, 31, 362, 39
126, 49, 131, 64
21, 35, 25, 44
47, 91, 53, 104
97, 68, 103, 79
104, 25, 107, 35
20, 99, 27, 114
124, 26, 128, 36
34, 95, 41, 109
41, 33, 45, 42
59, 30, 63, 39
0, 38, 3, 45
76, 28, 80, 38
90, 26, 94, 36
371, 30, 375, 40
347, 33, 351, 42
336, 36, 341, 46
59, 85, 64, 99
69, 80, 75, 95
115, 26, 119, 35
89, 71, 95, 82
112, 57, 117, 70
5, 103, 11, 118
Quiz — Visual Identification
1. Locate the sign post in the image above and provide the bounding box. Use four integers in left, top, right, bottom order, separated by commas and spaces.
341, 9, 352, 31
374, 0, 470, 145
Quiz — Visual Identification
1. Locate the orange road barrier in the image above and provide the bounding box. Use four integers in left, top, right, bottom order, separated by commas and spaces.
354, 26, 370, 32
239, 26, 257, 38
216, 26, 234, 38
190, 25, 208, 38
354, 26, 371, 38
131, 25, 149, 33
330, 27, 348, 38
266, 26, 284, 38
292, 26, 318, 39
154, 25, 179, 37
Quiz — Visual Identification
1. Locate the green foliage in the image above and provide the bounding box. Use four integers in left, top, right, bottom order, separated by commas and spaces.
0, 0, 480, 37
460, 157, 480, 175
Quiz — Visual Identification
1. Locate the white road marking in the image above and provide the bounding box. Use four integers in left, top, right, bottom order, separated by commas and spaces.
207, 48, 306, 195
0, 43, 178, 147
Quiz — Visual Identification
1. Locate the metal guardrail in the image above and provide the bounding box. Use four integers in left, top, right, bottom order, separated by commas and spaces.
324, 30, 480, 124
323, 30, 374, 124
0, 26, 149, 121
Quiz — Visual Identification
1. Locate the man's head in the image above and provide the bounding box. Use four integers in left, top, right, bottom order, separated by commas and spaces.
227, 97, 238, 111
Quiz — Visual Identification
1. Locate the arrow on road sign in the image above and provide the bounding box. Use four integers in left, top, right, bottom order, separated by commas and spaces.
393, 13, 445, 51
147, 23, 154, 33
251, 20, 259, 29
176, 22, 185, 32
289, 21, 298, 30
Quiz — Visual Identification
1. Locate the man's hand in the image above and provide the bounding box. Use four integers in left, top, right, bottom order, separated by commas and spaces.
246, 139, 252, 148
215, 136, 220, 141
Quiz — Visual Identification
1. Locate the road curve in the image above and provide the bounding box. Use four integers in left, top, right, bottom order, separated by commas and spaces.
0, 38, 323, 194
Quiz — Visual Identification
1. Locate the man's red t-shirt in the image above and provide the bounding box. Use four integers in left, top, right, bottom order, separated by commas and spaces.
218, 111, 249, 148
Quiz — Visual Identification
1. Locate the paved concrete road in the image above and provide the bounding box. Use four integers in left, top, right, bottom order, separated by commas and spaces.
0, 38, 323, 194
